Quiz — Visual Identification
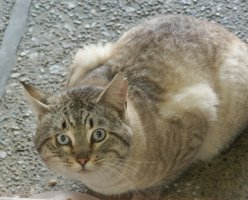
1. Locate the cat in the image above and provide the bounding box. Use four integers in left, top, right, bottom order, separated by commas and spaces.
22, 15, 248, 199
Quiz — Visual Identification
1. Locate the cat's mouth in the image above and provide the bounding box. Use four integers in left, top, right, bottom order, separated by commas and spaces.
76, 160, 98, 173
77, 168, 89, 173
76, 166, 97, 175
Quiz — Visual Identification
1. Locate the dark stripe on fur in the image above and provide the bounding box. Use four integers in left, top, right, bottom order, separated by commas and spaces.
108, 149, 125, 159
37, 137, 53, 152
84, 113, 90, 128
109, 132, 130, 147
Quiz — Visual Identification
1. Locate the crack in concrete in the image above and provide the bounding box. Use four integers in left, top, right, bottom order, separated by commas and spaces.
0, 0, 32, 98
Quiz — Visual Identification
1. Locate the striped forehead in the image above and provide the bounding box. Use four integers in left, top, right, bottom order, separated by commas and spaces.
64, 110, 92, 145
66, 110, 90, 127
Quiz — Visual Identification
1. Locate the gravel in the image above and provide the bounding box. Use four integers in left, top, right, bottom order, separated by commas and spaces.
0, 0, 16, 44
0, 0, 248, 199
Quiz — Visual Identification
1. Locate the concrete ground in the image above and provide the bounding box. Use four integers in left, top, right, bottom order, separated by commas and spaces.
0, 0, 248, 199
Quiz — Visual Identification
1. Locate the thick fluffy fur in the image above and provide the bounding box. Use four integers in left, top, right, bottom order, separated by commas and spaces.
23, 15, 248, 198
67, 43, 114, 87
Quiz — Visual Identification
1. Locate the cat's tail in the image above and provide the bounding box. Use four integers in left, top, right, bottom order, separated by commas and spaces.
66, 43, 114, 87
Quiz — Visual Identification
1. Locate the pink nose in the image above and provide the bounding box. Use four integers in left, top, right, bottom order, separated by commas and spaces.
77, 158, 89, 166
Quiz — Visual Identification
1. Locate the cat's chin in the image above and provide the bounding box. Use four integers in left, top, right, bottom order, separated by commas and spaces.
76, 167, 98, 174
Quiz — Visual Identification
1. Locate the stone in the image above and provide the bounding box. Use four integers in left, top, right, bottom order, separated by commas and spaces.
48, 179, 57, 187
49, 64, 64, 75
0, 151, 7, 159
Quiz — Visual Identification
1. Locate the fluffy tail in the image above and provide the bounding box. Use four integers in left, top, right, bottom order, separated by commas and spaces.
67, 43, 114, 87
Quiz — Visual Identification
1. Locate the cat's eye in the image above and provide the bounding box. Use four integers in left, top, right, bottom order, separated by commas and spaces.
56, 134, 71, 145
91, 129, 106, 143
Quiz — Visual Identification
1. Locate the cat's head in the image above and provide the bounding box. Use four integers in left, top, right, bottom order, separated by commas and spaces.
22, 73, 134, 193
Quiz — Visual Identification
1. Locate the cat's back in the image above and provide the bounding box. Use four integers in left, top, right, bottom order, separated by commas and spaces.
117, 14, 236, 50
108, 15, 248, 99
108, 15, 248, 160
111, 14, 241, 68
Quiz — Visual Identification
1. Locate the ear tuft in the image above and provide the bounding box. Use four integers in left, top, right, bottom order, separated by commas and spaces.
97, 73, 128, 115
21, 82, 50, 120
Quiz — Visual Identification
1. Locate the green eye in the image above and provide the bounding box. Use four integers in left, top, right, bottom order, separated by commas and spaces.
92, 129, 106, 143
57, 134, 71, 145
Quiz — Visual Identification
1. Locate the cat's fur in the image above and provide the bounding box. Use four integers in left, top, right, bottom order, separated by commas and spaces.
23, 15, 248, 198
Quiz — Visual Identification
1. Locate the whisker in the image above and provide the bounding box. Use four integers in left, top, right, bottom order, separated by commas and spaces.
115, 158, 158, 164
109, 160, 144, 177
99, 157, 157, 180
106, 163, 140, 185
102, 164, 138, 192
102, 164, 157, 199
102, 162, 160, 199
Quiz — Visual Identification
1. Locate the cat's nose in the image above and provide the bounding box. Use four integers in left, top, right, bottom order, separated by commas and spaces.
77, 158, 89, 167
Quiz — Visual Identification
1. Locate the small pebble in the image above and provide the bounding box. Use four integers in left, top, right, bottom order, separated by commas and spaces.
10, 73, 21, 78
49, 64, 64, 75
48, 179, 57, 187
0, 151, 7, 159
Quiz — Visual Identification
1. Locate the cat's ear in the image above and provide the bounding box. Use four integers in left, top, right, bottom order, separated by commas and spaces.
97, 73, 128, 115
20, 82, 51, 120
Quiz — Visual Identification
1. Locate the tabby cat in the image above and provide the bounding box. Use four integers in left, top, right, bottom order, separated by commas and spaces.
22, 15, 248, 199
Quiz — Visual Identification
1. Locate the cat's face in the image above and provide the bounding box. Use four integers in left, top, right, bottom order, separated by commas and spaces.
23, 74, 134, 194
